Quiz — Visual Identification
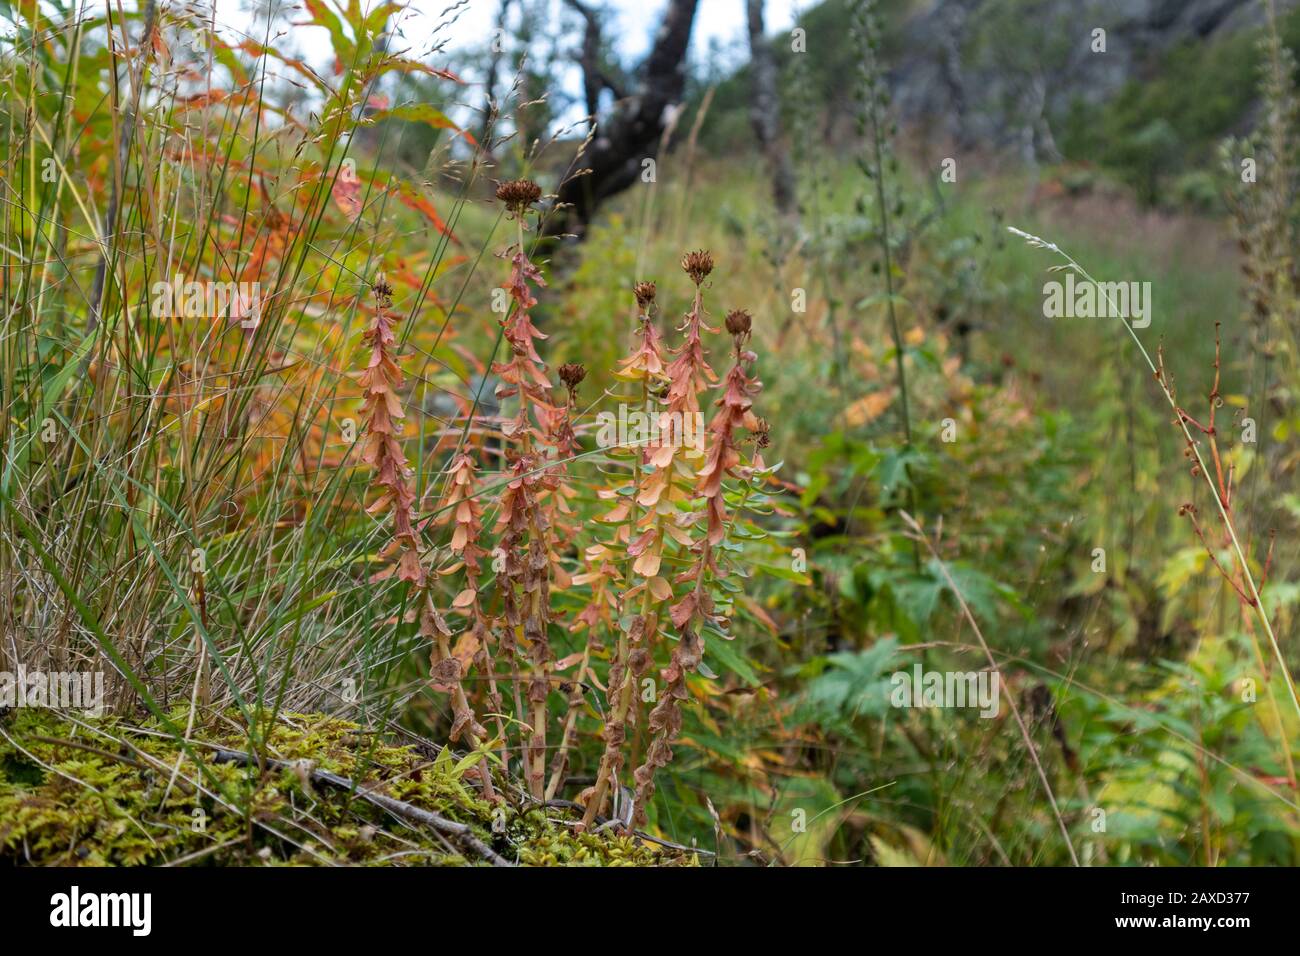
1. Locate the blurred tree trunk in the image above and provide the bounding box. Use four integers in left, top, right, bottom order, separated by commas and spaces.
564, 0, 605, 132
548, 0, 699, 236
745, 0, 796, 220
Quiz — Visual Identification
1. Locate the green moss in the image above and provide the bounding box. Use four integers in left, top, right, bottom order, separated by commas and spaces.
0, 710, 697, 867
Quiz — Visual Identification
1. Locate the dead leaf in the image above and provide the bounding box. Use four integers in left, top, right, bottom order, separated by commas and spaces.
844, 389, 895, 427
333, 163, 362, 220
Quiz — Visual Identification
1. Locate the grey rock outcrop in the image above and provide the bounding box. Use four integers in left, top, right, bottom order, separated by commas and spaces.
889, 0, 1296, 154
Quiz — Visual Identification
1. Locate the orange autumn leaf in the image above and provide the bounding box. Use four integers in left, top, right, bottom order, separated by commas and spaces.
648, 576, 673, 601
633, 549, 662, 577
844, 389, 895, 427
393, 181, 455, 237
333, 163, 362, 220
554, 651, 585, 671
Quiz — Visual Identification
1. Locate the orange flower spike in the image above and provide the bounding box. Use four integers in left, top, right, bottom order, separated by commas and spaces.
616, 284, 669, 383
358, 278, 425, 586
629, 304, 763, 827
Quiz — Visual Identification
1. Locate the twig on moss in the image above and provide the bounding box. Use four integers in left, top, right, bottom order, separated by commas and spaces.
209, 748, 514, 867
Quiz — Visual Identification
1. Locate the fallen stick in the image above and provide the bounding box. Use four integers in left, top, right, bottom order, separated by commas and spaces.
210, 749, 513, 867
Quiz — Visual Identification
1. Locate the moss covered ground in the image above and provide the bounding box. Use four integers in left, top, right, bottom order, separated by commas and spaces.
0, 709, 699, 867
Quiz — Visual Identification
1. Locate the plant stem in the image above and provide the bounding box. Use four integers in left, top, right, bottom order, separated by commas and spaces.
1014, 228, 1300, 724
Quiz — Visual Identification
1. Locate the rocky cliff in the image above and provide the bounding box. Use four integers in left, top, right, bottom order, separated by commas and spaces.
890, 0, 1297, 156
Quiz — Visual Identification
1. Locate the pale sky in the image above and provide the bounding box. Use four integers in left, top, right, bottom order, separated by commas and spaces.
210, 0, 803, 90
179, 0, 806, 130
0, 1, 805, 127
264, 0, 803, 65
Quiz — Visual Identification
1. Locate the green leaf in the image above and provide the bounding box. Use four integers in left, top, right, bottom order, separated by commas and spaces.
702, 628, 760, 686
369, 103, 464, 135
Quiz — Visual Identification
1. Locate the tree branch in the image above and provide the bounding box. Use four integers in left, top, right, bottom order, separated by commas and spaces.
548, 0, 699, 235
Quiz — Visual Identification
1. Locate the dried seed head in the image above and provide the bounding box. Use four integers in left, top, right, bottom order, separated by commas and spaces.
496, 178, 542, 214
681, 249, 714, 285
724, 309, 752, 337
558, 362, 587, 392
633, 281, 657, 311
373, 277, 394, 307
753, 416, 771, 449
